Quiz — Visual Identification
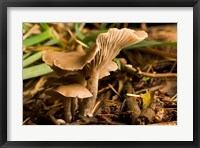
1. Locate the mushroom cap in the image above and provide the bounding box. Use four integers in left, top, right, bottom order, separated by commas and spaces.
54, 45, 98, 71
42, 50, 73, 76
86, 28, 148, 78
55, 84, 92, 98
99, 61, 118, 79
42, 45, 98, 76
96, 28, 148, 62
42, 50, 65, 67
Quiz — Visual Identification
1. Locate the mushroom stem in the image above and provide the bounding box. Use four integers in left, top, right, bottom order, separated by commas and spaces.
64, 98, 72, 123
71, 97, 78, 121
80, 71, 99, 116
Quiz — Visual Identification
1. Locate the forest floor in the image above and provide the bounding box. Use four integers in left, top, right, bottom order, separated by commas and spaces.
23, 23, 177, 125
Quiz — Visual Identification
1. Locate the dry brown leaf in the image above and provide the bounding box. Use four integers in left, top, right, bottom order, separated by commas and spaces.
159, 80, 177, 97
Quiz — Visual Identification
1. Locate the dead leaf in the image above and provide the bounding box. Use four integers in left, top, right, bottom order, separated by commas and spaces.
159, 80, 177, 97
141, 90, 154, 109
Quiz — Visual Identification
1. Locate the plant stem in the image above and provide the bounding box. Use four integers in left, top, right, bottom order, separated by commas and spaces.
79, 71, 99, 116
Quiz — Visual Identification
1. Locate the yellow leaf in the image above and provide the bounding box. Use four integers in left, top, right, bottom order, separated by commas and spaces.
141, 90, 154, 109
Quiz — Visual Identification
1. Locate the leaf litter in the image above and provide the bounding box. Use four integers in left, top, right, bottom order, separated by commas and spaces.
23, 23, 177, 125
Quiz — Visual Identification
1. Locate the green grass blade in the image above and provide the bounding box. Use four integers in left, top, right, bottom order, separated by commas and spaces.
23, 63, 53, 80
23, 52, 32, 60
40, 23, 49, 30
75, 23, 85, 40
123, 40, 177, 50
23, 23, 30, 32
44, 38, 60, 46
23, 29, 53, 46
83, 30, 107, 44
23, 51, 43, 68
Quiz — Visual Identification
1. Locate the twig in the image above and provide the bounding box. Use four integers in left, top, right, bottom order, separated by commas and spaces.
171, 93, 177, 101
23, 117, 31, 125
91, 101, 102, 115
28, 46, 63, 52
135, 85, 164, 94
122, 64, 177, 78
91, 92, 110, 116
108, 83, 121, 97
98, 85, 111, 93
126, 93, 140, 97
122, 64, 137, 74
23, 24, 40, 40
66, 27, 89, 48
138, 70, 177, 78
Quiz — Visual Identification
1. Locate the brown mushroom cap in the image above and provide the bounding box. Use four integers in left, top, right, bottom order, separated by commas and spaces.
55, 84, 92, 99
96, 28, 148, 62
42, 45, 98, 77
99, 61, 118, 79
42, 50, 65, 67
42, 45, 98, 71
86, 28, 148, 77
54, 45, 98, 71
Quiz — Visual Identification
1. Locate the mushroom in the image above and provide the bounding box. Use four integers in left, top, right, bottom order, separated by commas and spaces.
46, 84, 92, 123
79, 28, 148, 116
42, 45, 97, 121
50, 73, 87, 118
42, 28, 148, 117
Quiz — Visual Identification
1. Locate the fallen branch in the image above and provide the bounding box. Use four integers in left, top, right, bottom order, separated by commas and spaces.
121, 81, 141, 124
121, 63, 177, 78
137, 67, 177, 77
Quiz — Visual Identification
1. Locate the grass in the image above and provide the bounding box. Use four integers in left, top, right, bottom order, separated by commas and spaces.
23, 63, 53, 80
23, 51, 43, 68
23, 28, 53, 46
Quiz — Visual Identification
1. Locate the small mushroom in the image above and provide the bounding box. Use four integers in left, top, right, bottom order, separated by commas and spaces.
46, 84, 92, 123
80, 28, 148, 116
48, 73, 87, 118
